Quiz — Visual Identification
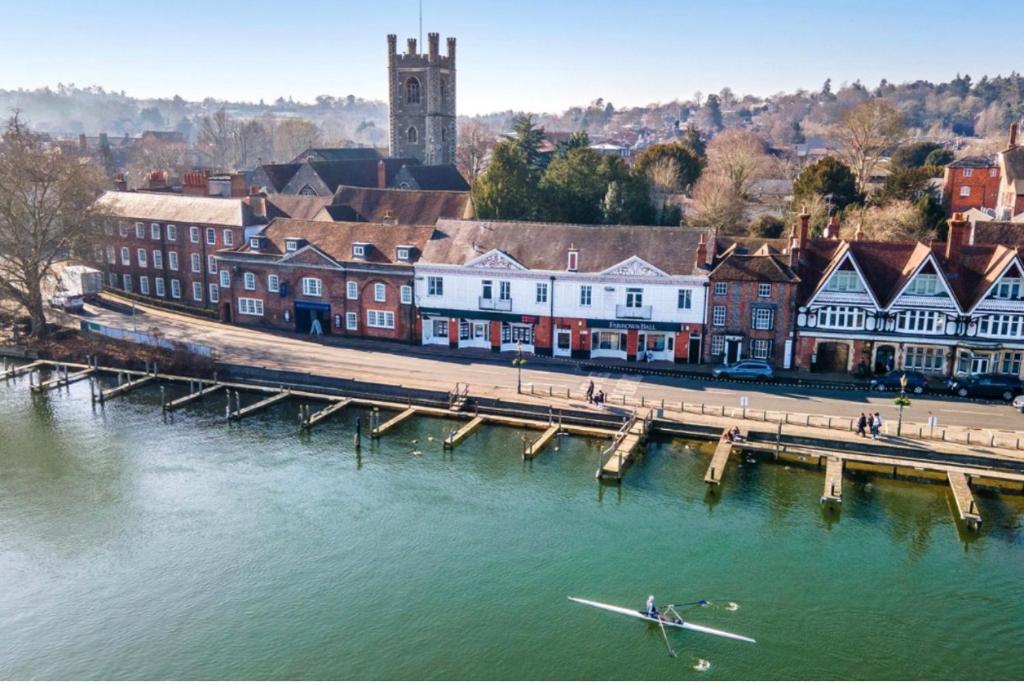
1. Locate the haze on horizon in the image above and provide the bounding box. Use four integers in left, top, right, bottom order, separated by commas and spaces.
2, 0, 1020, 115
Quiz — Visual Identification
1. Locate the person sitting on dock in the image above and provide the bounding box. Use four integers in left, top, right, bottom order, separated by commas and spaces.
729, 426, 745, 443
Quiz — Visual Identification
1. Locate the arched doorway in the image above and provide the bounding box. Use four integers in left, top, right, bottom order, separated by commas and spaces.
874, 345, 896, 374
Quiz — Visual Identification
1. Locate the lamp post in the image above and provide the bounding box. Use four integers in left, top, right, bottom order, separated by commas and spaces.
513, 340, 526, 394
894, 373, 911, 437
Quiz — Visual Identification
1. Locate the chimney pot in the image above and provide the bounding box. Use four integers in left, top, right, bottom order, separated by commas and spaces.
945, 214, 969, 266
798, 212, 810, 250
377, 159, 387, 189
1010, 122, 1019, 149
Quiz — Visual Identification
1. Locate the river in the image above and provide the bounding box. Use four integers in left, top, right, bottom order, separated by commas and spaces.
1, 366, 1022, 679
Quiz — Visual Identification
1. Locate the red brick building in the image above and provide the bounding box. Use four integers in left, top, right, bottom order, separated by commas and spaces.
704, 233, 801, 368
215, 219, 434, 342
95, 191, 268, 310
942, 156, 1000, 214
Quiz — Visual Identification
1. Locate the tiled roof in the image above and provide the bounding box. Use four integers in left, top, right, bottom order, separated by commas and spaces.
971, 221, 1024, 247
226, 218, 435, 266
264, 194, 333, 220
309, 158, 417, 191
948, 155, 997, 168
398, 164, 471, 191
95, 191, 259, 227
259, 163, 302, 192
324, 185, 473, 225
426, 219, 712, 274
708, 254, 799, 283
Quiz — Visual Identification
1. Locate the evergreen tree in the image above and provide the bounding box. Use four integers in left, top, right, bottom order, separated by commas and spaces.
510, 114, 545, 170
472, 141, 538, 220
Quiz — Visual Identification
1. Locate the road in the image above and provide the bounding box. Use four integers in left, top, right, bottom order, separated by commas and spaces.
70, 298, 1024, 433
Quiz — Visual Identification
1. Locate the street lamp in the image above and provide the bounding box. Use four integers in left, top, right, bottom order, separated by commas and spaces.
513, 340, 526, 394
894, 373, 911, 437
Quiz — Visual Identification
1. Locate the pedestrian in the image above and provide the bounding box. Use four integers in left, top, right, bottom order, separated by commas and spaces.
870, 412, 882, 440
586, 380, 594, 402
856, 412, 868, 437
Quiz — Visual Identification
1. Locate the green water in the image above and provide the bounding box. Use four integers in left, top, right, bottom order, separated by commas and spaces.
1, 367, 1023, 680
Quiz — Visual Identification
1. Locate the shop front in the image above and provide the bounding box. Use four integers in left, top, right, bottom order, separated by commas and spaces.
420, 308, 539, 354
586, 319, 682, 362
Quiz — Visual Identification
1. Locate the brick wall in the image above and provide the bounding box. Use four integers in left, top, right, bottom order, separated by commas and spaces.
944, 166, 1000, 213
704, 279, 796, 366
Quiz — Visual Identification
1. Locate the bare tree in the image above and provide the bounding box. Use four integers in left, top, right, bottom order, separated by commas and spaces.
197, 109, 236, 169
271, 118, 321, 163
705, 129, 770, 199
843, 200, 933, 242
692, 170, 745, 234
832, 99, 905, 193
0, 117, 104, 337
125, 138, 186, 188
234, 119, 273, 168
456, 121, 492, 183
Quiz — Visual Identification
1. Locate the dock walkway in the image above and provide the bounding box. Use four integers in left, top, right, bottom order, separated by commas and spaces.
372, 407, 418, 436
165, 382, 224, 411
947, 471, 982, 529
598, 410, 653, 479
821, 457, 843, 504
524, 425, 559, 460
230, 390, 291, 420
100, 374, 154, 402
304, 398, 352, 429
704, 429, 740, 485
444, 415, 485, 448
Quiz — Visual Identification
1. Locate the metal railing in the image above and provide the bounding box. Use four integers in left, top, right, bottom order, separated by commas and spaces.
615, 304, 652, 319
479, 297, 512, 311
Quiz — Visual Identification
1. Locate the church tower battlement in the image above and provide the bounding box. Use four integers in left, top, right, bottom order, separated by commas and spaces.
387, 32, 456, 166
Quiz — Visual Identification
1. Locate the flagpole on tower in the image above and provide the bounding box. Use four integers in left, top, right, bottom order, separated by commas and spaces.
419, 0, 423, 49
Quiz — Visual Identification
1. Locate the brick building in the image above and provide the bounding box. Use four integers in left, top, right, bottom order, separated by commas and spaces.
95, 191, 268, 310
215, 219, 434, 342
942, 155, 1000, 214
704, 235, 800, 368
995, 122, 1024, 220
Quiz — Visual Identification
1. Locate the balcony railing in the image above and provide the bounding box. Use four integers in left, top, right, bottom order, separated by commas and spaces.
479, 297, 512, 311
616, 304, 653, 320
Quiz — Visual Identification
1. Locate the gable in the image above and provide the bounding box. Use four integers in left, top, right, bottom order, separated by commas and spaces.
601, 256, 669, 278
807, 250, 881, 309
465, 248, 527, 271
279, 245, 339, 268
890, 253, 956, 306
978, 256, 1024, 304
282, 165, 331, 196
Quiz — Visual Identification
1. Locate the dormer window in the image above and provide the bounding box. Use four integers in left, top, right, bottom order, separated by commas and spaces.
249, 237, 261, 250
567, 246, 579, 272
396, 245, 412, 262
285, 239, 299, 253
353, 242, 369, 259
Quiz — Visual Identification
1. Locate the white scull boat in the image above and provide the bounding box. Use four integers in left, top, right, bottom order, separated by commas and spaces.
568, 596, 756, 644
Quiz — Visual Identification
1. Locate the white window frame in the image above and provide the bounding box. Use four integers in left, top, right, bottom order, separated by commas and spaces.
244, 272, 256, 291
347, 281, 358, 300
237, 297, 264, 316
826, 270, 862, 292
222, 229, 234, 247
367, 310, 395, 329
580, 285, 592, 307
427, 276, 443, 297
677, 288, 692, 309
106, 246, 116, 264
302, 277, 323, 297
168, 251, 179, 271
962, 168, 973, 178
170, 279, 181, 299
346, 312, 358, 330
352, 244, 367, 258
751, 339, 772, 360
206, 227, 216, 245
192, 281, 203, 302
959, 185, 971, 197
207, 255, 217, 274
536, 282, 548, 304
396, 247, 410, 261
757, 283, 772, 298
400, 285, 413, 304
714, 282, 727, 296
152, 250, 163, 269
166, 224, 177, 242
135, 222, 145, 239
139, 275, 150, 295
711, 335, 725, 356
118, 221, 128, 238
190, 253, 201, 273
190, 226, 200, 243
752, 307, 773, 330
149, 223, 160, 240
268, 274, 279, 293
209, 283, 220, 303
712, 305, 726, 327
155, 277, 166, 297
136, 248, 147, 267
374, 283, 386, 302
122, 274, 133, 291
120, 246, 130, 266
220, 270, 231, 289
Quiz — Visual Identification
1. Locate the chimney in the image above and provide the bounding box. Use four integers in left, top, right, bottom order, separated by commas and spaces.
148, 170, 167, 189
695, 232, 708, 269
427, 32, 439, 61
229, 173, 247, 198
798, 210, 810, 250
945, 212, 969, 266
248, 190, 267, 221
78, 133, 87, 152
825, 214, 841, 241
567, 243, 579, 272
114, 173, 127, 192
788, 227, 800, 268
377, 159, 387, 189
407, 38, 417, 55
1010, 122, 1019, 149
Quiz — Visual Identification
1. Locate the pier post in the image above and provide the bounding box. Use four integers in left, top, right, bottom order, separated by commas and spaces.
354, 417, 362, 450
161, 385, 166, 413
225, 388, 231, 419
234, 391, 240, 417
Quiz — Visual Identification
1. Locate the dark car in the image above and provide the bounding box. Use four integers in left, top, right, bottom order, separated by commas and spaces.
711, 359, 775, 381
951, 374, 1024, 401
869, 370, 929, 394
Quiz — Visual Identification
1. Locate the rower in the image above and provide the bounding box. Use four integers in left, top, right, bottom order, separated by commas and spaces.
645, 595, 658, 618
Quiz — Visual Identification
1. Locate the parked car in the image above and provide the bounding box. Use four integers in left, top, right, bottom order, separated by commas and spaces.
1012, 395, 1024, 412
869, 370, 929, 394
711, 359, 775, 381
950, 374, 1024, 401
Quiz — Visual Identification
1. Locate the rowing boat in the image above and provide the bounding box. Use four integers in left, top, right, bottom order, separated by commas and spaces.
568, 596, 756, 644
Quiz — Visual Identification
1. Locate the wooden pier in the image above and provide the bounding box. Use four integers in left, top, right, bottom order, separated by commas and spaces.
0, 360, 44, 381
444, 415, 485, 448
31, 368, 93, 393
598, 410, 653, 480
372, 407, 418, 437
947, 471, 982, 529
523, 425, 559, 460
230, 390, 291, 421
165, 382, 224, 411
704, 429, 739, 486
821, 457, 843, 505
100, 374, 155, 402
303, 398, 352, 430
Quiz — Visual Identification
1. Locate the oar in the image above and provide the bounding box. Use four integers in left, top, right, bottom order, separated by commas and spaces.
667, 599, 709, 607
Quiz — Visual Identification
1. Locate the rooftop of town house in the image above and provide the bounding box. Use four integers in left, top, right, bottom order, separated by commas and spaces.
255, 158, 469, 194
95, 190, 263, 227
290, 147, 385, 163
317, 185, 474, 225
971, 220, 1024, 246
222, 218, 436, 266
264, 194, 334, 221
425, 219, 713, 275
948, 155, 998, 169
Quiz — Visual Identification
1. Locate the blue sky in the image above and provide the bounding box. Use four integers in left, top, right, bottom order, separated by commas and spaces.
2, 0, 1020, 114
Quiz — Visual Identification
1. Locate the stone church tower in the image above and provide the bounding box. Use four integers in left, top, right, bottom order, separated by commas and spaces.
387, 33, 456, 165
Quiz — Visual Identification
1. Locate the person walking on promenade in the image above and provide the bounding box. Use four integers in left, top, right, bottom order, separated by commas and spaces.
870, 412, 882, 440
586, 380, 594, 402
856, 412, 868, 437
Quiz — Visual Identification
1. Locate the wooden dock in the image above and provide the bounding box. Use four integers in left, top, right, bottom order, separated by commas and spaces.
598, 411, 653, 479
165, 382, 224, 411
444, 415, 485, 448
372, 407, 418, 437
230, 390, 291, 421
0, 360, 44, 381
304, 399, 352, 429
704, 429, 738, 485
100, 374, 155, 402
31, 368, 93, 393
523, 425, 559, 460
821, 457, 843, 505
947, 471, 982, 529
